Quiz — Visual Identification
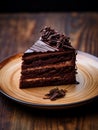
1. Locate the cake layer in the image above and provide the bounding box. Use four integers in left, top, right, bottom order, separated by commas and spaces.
20, 73, 76, 88
22, 59, 74, 71
23, 50, 75, 61
22, 51, 75, 69
21, 66, 75, 79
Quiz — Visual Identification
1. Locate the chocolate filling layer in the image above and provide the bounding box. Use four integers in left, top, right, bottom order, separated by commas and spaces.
21, 66, 75, 79
20, 73, 76, 88
22, 50, 76, 70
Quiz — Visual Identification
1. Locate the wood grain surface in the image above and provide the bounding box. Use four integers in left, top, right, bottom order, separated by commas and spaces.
0, 12, 98, 130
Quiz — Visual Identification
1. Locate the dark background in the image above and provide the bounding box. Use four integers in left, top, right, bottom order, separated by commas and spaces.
0, 0, 98, 13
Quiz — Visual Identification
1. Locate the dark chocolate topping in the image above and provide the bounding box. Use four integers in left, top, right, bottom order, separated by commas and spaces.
25, 26, 74, 53
40, 26, 74, 50
43, 87, 67, 101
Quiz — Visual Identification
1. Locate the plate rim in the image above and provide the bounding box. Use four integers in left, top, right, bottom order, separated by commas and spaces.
0, 87, 98, 109
0, 51, 98, 109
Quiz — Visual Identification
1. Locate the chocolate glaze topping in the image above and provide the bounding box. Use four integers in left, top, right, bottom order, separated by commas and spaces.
25, 26, 74, 53
25, 40, 58, 53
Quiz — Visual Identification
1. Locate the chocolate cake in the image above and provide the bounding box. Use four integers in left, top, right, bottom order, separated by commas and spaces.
20, 27, 77, 88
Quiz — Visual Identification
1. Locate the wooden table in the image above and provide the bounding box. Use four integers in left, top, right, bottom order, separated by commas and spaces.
0, 12, 98, 130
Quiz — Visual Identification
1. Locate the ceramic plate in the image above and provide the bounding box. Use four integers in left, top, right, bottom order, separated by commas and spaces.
0, 51, 98, 109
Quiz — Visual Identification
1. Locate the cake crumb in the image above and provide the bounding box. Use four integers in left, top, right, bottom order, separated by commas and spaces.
43, 87, 67, 101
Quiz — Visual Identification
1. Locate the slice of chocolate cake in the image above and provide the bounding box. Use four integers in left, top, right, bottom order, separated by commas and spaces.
20, 27, 77, 88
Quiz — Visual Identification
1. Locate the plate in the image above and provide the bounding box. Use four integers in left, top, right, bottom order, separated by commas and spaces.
0, 51, 98, 109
